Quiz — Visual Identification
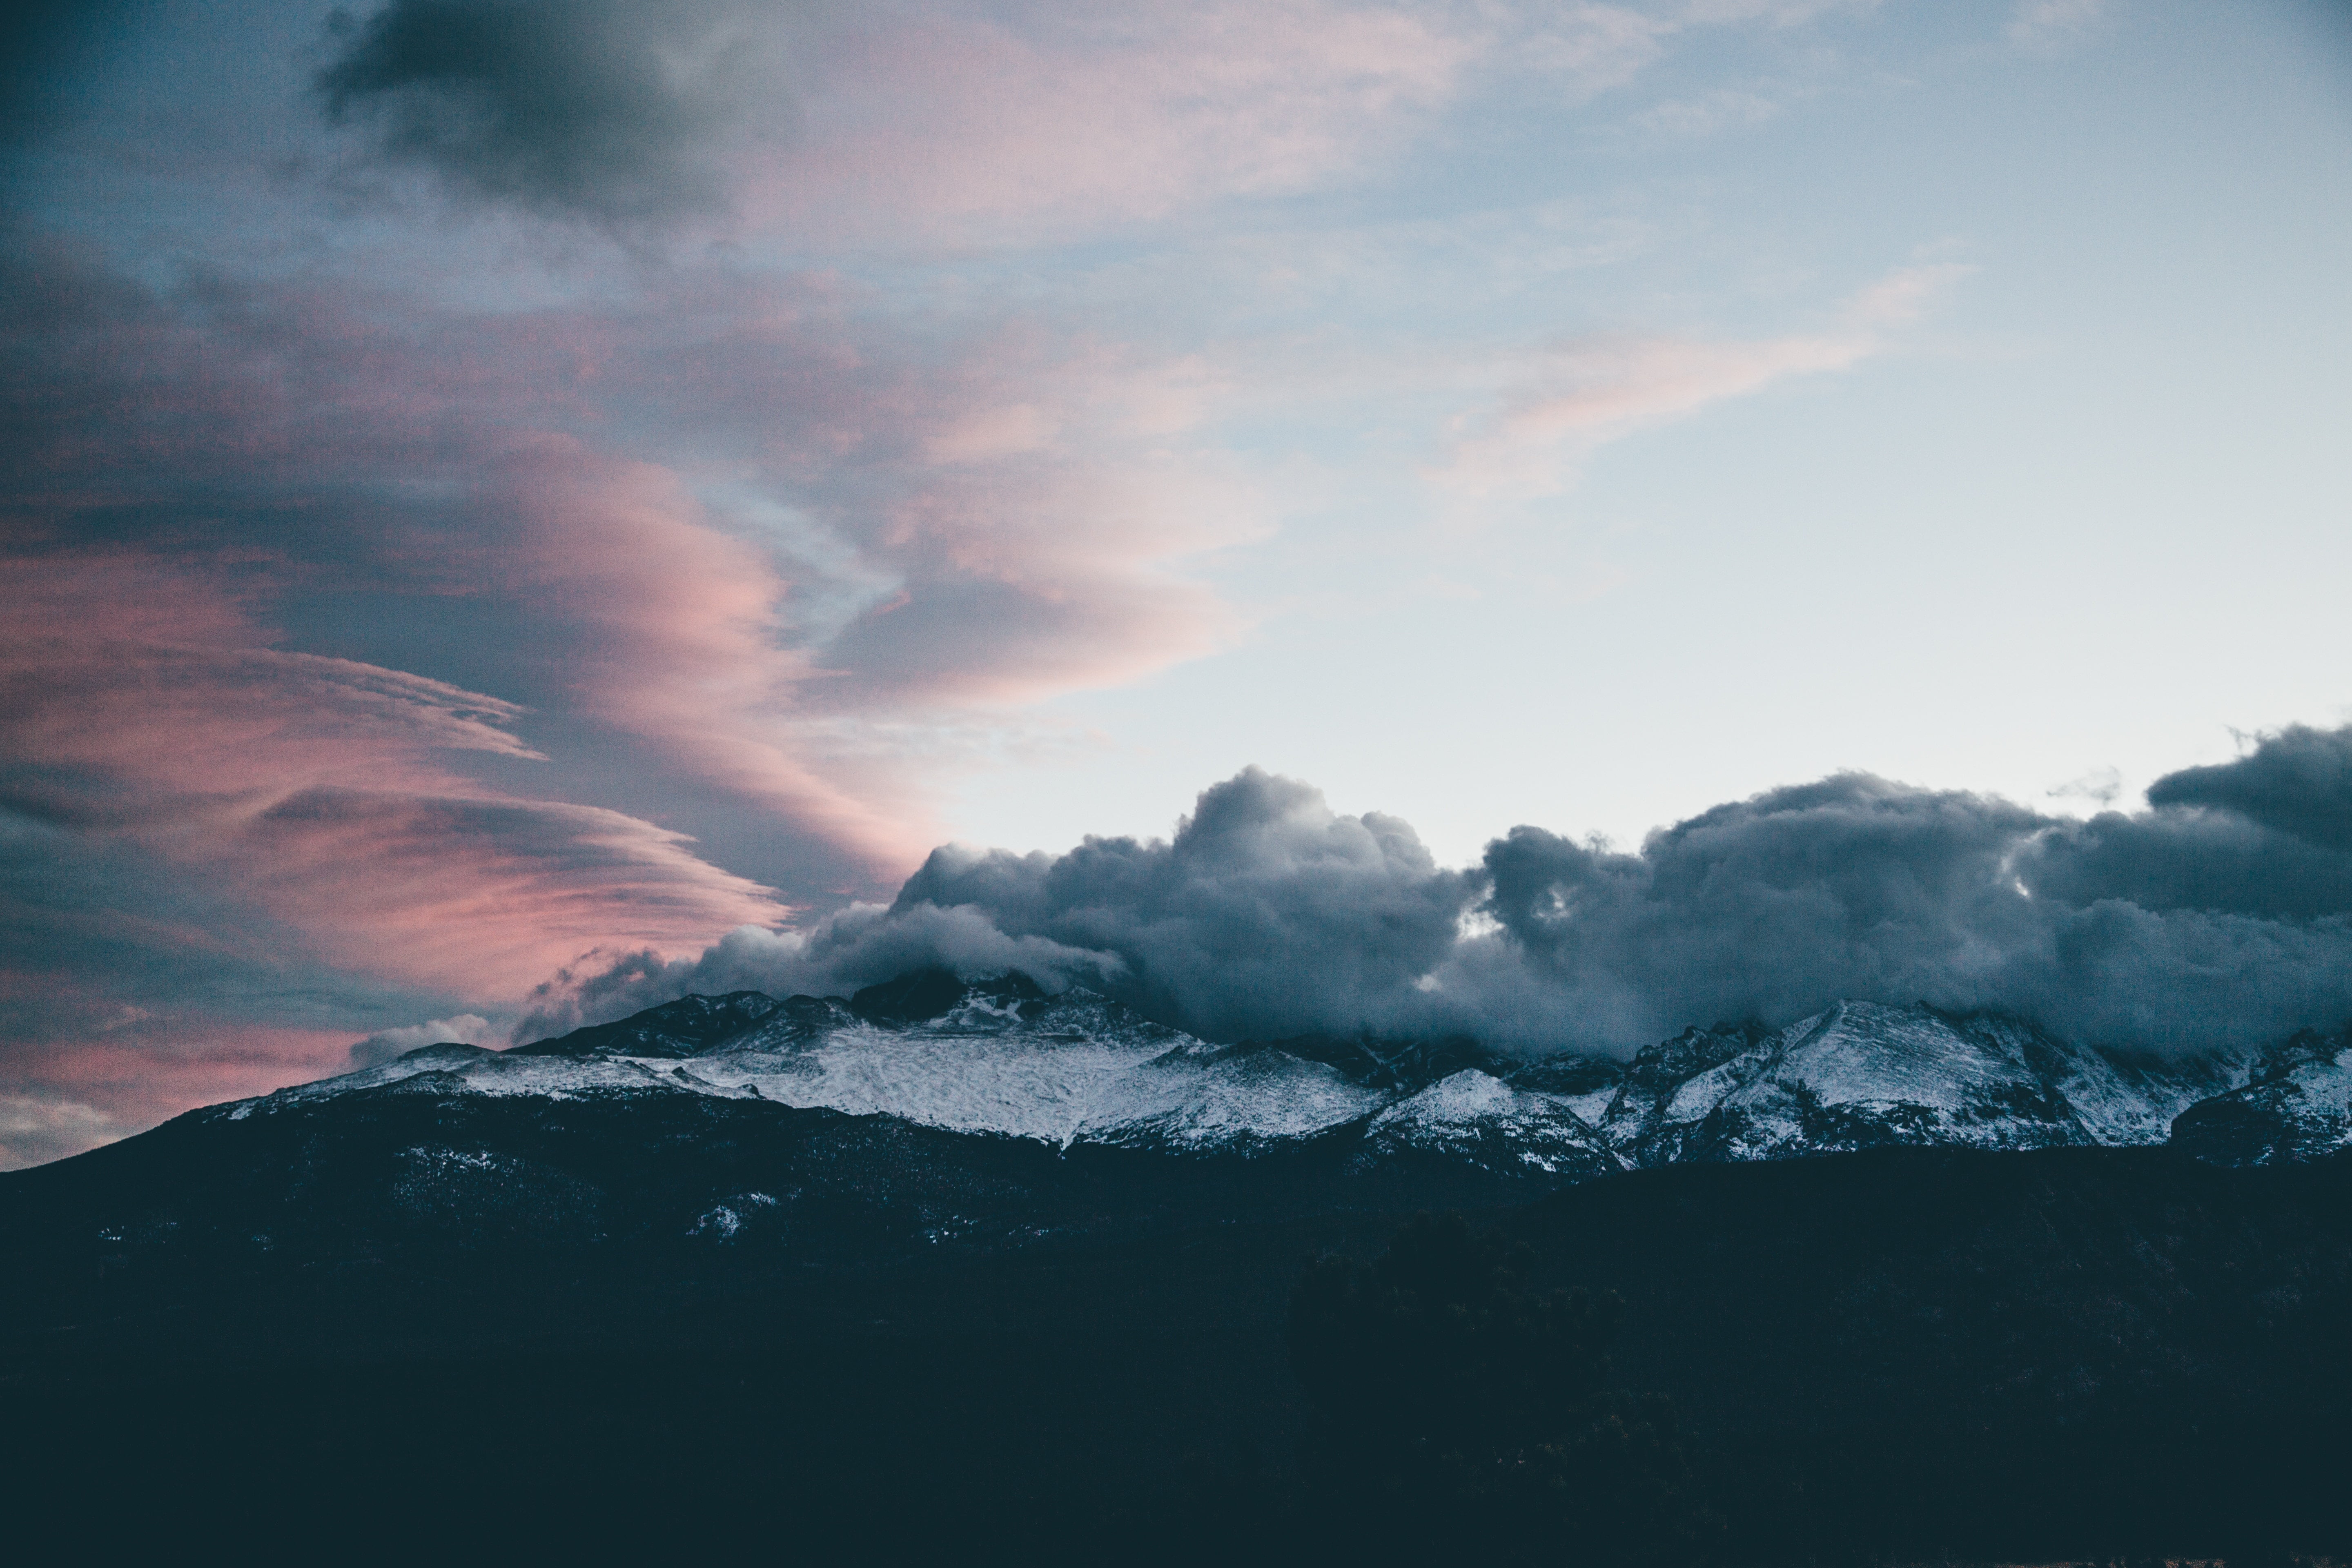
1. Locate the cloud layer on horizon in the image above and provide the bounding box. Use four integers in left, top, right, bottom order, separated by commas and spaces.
529, 725, 2352, 1061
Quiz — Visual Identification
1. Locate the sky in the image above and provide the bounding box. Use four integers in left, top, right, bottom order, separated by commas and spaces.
4, 0, 2350, 1166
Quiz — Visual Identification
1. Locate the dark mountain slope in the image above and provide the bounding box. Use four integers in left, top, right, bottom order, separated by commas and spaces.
0, 1074, 1584, 1362
1502, 1145, 2352, 1559
4, 1145, 2348, 1561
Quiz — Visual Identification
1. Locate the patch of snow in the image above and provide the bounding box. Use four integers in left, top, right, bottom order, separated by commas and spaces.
1368, 1070, 1619, 1171
1768, 1002, 2031, 1114
1557, 1088, 1617, 1125
702, 1013, 1385, 1149
221, 1048, 757, 1119
691, 1190, 780, 1240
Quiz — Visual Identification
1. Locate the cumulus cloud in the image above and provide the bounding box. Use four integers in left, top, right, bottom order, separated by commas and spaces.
316, 0, 785, 223
1454, 756, 2352, 1055
882, 768, 1475, 1040
1466, 776, 2051, 1047
2144, 724, 2352, 851
537, 728, 2352, 1060
526, 766, 1479, 1042
348, 1013, 493, 1068
1469, 729, 2352, 1054
512, 904, 1122, 1042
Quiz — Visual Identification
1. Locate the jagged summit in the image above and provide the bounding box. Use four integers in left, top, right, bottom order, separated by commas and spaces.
1592, 1001, 2100, 1163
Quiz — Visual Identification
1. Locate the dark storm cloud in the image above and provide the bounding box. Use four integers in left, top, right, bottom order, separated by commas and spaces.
537, 728, 2352, 1059
2144, 723, 2352, 849
2015, 726, 2352, 920
1477, 776, 2050, 1044
516, 767, 1475, 1043
2017, 807, 2352, 920
316, 0, 784, 221
886, 768, 1476, 1042
1474, 753, 2352, 1055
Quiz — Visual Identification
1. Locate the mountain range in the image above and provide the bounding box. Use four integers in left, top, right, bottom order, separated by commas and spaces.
209, 968, 2352, 1174
6, 968, 2344, 1307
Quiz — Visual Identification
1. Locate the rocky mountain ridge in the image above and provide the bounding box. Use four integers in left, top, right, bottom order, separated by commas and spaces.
218, 970, 2352, 1176
5, 969, 2349, 1360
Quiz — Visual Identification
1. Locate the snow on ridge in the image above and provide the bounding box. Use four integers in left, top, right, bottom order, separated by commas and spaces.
214, 989, 2309, 1169
216, 1046, 752, 1120
697, 998, 1382, 1149
1770, 1001, 2045, 1114
703, 1018, 1172, 1144
1368, 1069, 1622, 1175
1595, 1000, 2185, 1163
1071, 1045, 1384, 1149
228, 985, 1389, 1150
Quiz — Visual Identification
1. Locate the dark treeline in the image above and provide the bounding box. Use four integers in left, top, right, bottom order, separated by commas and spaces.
5, 1147, 2350, 1561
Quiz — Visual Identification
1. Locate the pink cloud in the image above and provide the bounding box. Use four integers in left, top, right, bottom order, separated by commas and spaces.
719, 2, 1852, 241
0, 1022, 361, 1169
1430, 263, 1972, 499
0, 549, 786, 997
6, 242, 1270, 881
0, 233, 1280, 1074
232, 789, 784, 989
0, 552, 539, 806
739, 1, 1479, 238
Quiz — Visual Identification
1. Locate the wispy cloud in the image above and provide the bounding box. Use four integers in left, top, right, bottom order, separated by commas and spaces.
2006, 0, 2109, 50
306, 0, 1878, 243
0, 549, 788, 993
1428, 263, 1971, 501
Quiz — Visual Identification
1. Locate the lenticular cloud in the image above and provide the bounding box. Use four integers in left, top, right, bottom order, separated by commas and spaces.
529, 725, 2352, 1058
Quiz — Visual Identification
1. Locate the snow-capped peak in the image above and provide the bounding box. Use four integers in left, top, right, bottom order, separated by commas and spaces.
210, 978, 2352, 1176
